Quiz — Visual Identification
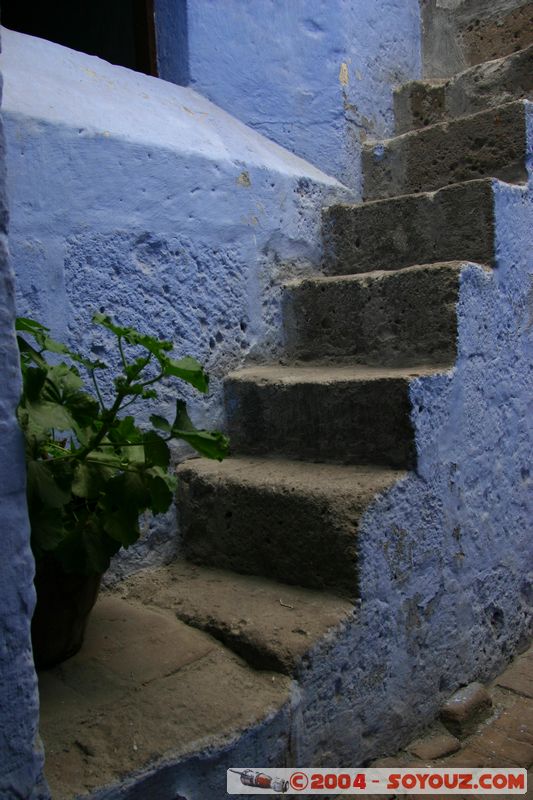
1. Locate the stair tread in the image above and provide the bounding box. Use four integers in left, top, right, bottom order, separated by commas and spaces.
177, 458, 404, 595
364, 98, 526, 148
401, 43, 533, 93
363, 99, 528, 200
323, 181, 496, 275
287, 259, 481, 285
39, 594, 291, 799
112, 560, 354, 674
395, 45, 533, 134
327, 177, 495, 213
178, 454, 404, 497
228, 362, 449, 384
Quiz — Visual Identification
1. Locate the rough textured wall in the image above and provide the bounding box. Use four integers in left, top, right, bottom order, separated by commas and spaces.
155, 0, 422, 192
0, 29, 350, 575
0, 36, 49, 800
291, 163, 533, 762
421, 0, 533, 78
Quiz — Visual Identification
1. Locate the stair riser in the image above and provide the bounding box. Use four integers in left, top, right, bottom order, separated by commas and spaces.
284, 264, 461, 366
458, 2, 533, 68
178, 467, 361, 597
225, 377, 415, 468
395, 46, 533, 134
363, 101, 528, 201
422, 0, 533, 78
324, 180, 494, 276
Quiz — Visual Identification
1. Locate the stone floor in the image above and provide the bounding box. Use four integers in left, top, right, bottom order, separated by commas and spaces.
38, 595, 291, 799
38, 588, 532, 799
344, 644, 533, 799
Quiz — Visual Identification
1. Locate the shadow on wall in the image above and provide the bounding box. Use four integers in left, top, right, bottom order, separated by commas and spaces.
154, 0, 422, 191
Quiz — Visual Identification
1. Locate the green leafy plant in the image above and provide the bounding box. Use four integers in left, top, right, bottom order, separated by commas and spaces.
16, 314, 229, 575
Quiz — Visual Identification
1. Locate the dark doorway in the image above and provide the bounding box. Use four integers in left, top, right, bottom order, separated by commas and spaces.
1, 0, 157, 76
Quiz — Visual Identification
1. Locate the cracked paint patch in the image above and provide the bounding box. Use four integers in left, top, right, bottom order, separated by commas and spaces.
237, 170, 251, 187
339, 61, 349, 85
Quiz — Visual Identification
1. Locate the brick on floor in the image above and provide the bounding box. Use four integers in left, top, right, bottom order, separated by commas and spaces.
496, 647, 533, 699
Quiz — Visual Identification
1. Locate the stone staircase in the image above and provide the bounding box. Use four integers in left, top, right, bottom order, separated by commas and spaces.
175, 47, 531, 634
39, 14, 533, 800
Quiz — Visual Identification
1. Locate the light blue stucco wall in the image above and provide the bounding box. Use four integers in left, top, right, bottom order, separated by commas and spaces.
155, 0, 422, 193
292, 157, 533, 761
0, 28, 351, 574
0, 36, 49, 800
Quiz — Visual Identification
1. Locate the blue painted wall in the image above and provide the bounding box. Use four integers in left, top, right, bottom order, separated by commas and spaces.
155, 0, 422, 192
291, 158, 533, 761
0, 35, 49, 800
3, 7, 530, 789
0, 28, 351, 576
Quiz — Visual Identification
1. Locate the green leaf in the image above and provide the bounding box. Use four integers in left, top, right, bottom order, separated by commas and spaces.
16, 317, 106, 370
86, 448, 128, 471
17, 336, 47, 370
71, 462, 107, 499
114, 377, 147, 396
150, 414, 171, 433
107, 415, 142, 444
92, 314, 173, 358
101, 472, 147, 545
171, 399, 197, 434
55, 516, 121, 575
107, 471, 149, 512
103, 508, 141, 546
92, 314, 208, 391
143, 430, 170, 469
177, 429, 229, 460
23, 367, 47, 401
16, 317, 49, 335
44, 363, 83, 394
17, 313, 223, 574
23, 400, 78, 435
27, 461, 71, 508
171, 400, 229, 460
161, 356, 209, 393
124, 356, 151, 381
30, 507, 68, 554
144, 467, 175, 513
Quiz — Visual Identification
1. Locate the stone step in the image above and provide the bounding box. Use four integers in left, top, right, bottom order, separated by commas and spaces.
284, 261, 474, 366
224, 364, 443, 468
225, 364, 442, 468
394, 45, 533, 134
362, 100, 529, 201
323, 179, 495, 276
421, 0, 533, 79
38, 594, 292, 799
177, 456, 404, 598
112, 561, 353, 674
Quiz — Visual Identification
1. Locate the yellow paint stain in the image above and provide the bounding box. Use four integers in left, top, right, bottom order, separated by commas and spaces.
82, 67, 115, 88
237, 171, 251, 188
182, 106, 209, 118
241, 215, 259, 226
339, 62, 349, 86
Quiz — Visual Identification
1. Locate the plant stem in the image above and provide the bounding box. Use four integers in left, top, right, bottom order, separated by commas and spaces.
90, 370, 105, 411
139, 371, 165, 388
118, 336, 128, 370
76, 391, 127, 462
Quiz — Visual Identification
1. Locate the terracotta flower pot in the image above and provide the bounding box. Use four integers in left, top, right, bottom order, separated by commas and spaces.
31, 556, 102, 670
